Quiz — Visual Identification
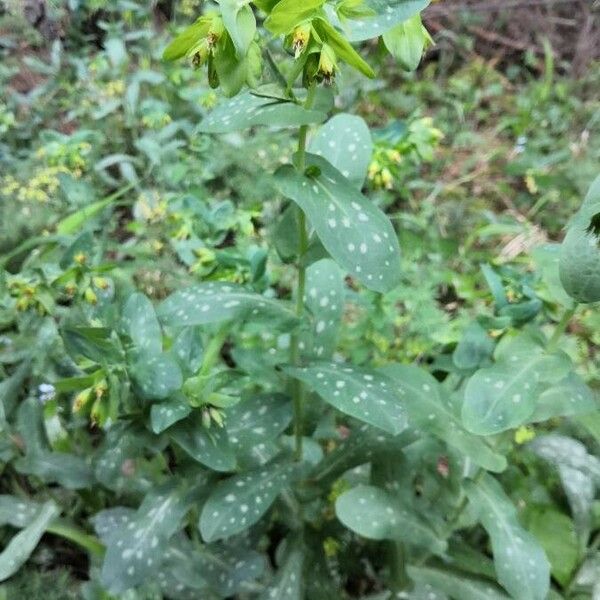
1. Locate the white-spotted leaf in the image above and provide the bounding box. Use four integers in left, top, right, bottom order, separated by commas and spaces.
381, 364, 506, 472
199, 463, 296, 542
122, 292, 162, 355
274, 154, 401, 292
308, 114, 372, 188
158, 282, 296, 327
466, 474, 550, 600
285, 362, 407, 435
131, 351, 183, 401
91, 506, 136, 543
302, 259, 344, 359
0, 501, 59, 581
150, 395, 192, 434
198, 92, 326, 133
170, 327, 204, 376
260, 548, 304, 600
0, 495, 43, 528
336, 485, 445, 553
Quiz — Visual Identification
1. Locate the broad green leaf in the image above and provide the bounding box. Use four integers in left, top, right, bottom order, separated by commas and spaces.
274, 154, 401, 292
0, 501, 59, 581
170, 327, 204, 376
150, 395, 192, 434
309, 114, 372, 189
529, 372, 597, 423
285, 362, 407, 434
381, 364, 506, 472
158, 282, 296, 327
260, 548, 304, 600
302, 259, 344, 359
219, 0, 256, 56
265, 0, 326, 34
171, 414, 236, 472
226, 393, 293, 464
465, 474, 550, 600
62, 326, 123, 364
199, 463, 296, 541
527, 507, 578, 586
383, 13, 432, 71
163, 18, 211, 61
122, 292, 162, 355
336, 485, 445, 553
407, 565, 510, 600
462, 335, 571, 434
91, 506, 136, 543
198, 92, 326, 133
328, 0, 430, 41
16, 450, 94, 490
131, 351, 183, 401
214, 36, 262, 97
99, 486, 192, 594
0, 495, 41, 528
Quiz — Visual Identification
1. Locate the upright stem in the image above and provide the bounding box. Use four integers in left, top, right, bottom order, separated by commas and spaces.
199, 324, 229, 377
290, 82, 317, 461
389, 540, 410, 593
547, 305, 577, 352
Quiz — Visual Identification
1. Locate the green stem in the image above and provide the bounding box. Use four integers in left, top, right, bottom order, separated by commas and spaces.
47, 520, 105, 557
389, 540, 410, 593
547, 305, 577, 352
290, 82, 317, 462
199, 324, 230, 377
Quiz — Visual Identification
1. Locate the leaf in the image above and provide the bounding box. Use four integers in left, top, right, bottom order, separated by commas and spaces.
336, 485, 446, 553
62, 326, 123, 364
150, 395, 192, 434
330, 0, 430, 41
198, 92, 326, 133
171, 414, 236, 472
302, 259, 344, 359
158, 282, 296, 327
381, 364, 506, 472
0, 495, 41, 528
163, 18, 211, 61
99, 486, 192, 595
285, 362, 407, 435
461, 334, 571, 435
308, 114, 372, 189
199, 463, 296, 542
383, 13, 432, 71
407, 565, 510, 600
260, 547, 304, 600
16, 451, 94, 490
219, 0, 256, 56
465, 474, 550, 600
274, 154, 401, 293
226, 393, 293, 464
452, 321, 494, 371
528, 372, 597, 423
265, 0, 326, 34
0, 501, 59, 581
122, 292, 162, 355
170, 327, 204, 376
91, 506, 136, 543
130, 352, 183, 401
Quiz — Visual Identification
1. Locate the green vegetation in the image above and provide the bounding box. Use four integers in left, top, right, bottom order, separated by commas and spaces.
0, 1, 599, 599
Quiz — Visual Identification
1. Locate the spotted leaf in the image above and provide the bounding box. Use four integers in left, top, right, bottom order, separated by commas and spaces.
260, 548, 304, 600
381, 364, 506, 472
150, 394, 192, 434
98, 486, 193, 595
170, 327, 204, 376
198, 92, 326, 133
308, 114, 372, 189
199, 463, 296, 542
0, 501, 59, 581
327, 0, 430, 41
284, 362, 407, 435
274, 154, 401, 293
122, 292, 162, 355
131, 351, 183, 401
171, 414, 236, 472
335, 485, 445, 553
302, 259, 344, 359
157, 282, 296, 327
465, 474, 550, 600
0, 495, 41, 528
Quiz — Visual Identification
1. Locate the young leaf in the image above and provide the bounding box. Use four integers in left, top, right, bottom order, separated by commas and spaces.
260, 547, 304, 600
285, 362, 407, 435
150, 394, 192, 434
0, 501, 59, 581
330, 0, 430, 41
158, 282, 296, 327
199, 463, 296, 542
130, 351, 183, 401
335, 485, 446, 553
465, 474, 550, 600
407, 565, 510, 600
219, 0, 256, 57
381, 364, 506, 472
382, 13, 432, 71
452, 321, 494, 371
308, 114, 372, 189
122, 292, 162, 355
99, 486, 192, 594
274, 153, 401, 293
171, 414, 236, 472
163, 18, 211, 61
302, 259, 344, 359
265, 0, 326, 34
198, 92, 326, 133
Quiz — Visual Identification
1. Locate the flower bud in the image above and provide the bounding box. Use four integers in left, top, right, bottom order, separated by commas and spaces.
73, 387, 93, 413
318, 44, 337, 84
292, 23, 311, 59
84, 287, 98, 305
